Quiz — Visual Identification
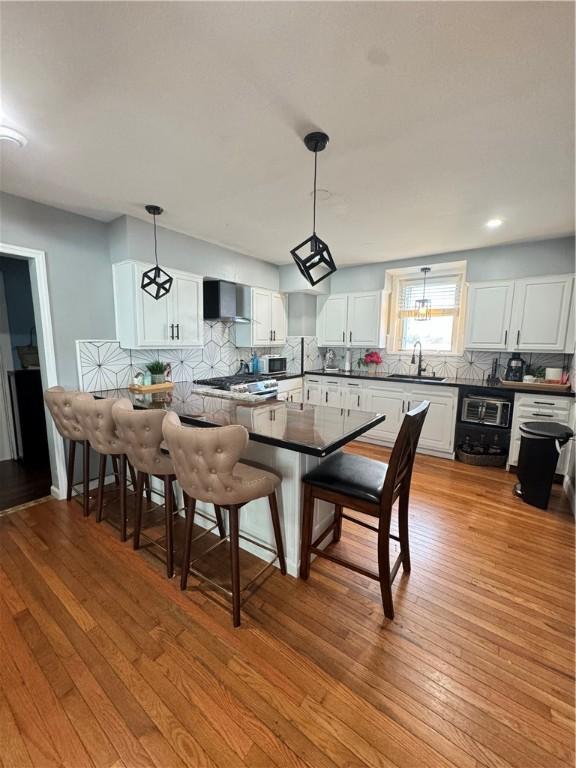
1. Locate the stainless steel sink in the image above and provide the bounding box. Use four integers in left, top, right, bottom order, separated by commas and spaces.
385, 374, 447, 384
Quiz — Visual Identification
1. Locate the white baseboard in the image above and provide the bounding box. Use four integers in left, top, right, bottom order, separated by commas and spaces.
51, 473, 117, 502
563, 474, 575, 515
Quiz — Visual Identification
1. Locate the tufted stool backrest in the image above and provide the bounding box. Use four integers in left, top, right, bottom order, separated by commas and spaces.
112, 399, 174, 476
72, 394, 126, 455
44, 386, 87, 441
162, 411, 249, 505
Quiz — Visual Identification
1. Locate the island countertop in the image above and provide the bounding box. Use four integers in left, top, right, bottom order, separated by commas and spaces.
93, 382, 386, 457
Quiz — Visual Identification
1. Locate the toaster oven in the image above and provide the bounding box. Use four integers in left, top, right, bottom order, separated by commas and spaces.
461, 395, 511, 427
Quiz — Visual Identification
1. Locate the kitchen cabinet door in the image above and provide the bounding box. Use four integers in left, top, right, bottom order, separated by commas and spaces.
270, 292, 287, 345
173, 273, 203, 346
252, 289, 273, 345
137, 274, 177, 347
464, 281, 515, 350
317, 295, 348, 346
341, 382, 364, 410
347, 292, 383, 346
321, 382, 342, 407
304, 379, 322, 405
511, 275, 573, 352
407, 390, 456, 454
364, 387, 405, 442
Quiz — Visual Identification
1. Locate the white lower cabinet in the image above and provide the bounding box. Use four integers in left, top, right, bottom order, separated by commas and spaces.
508, 393, 574, 476
304, 376, 458, 457
276, 378, 303, 403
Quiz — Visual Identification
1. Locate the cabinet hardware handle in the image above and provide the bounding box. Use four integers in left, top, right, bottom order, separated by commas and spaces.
273, 330, 276, 341
342, 331, 345, 342
307, 390, 310, 401
534, 401, 553, 405
176, 324, 180, 340
357, 394, 360, 407
504, 330, 507, 346
533, 413, 553, 417
402, 400, 405, 413
349, 331, 352, 343
169, 324, 174, 340
516, 330, 520, 345
407, 401, 411, 412
325, 392, 328, 403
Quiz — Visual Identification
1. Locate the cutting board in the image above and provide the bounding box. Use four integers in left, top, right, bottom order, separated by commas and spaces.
128, 382, 174, 393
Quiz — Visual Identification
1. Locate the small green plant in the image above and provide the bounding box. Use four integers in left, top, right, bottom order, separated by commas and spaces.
145, 360, 166, 375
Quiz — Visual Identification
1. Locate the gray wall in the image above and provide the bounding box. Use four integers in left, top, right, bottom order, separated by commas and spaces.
0, 255, 35, 368
327, 236, 575, 292
113, 215, 280, 291
288, 293, 317, 336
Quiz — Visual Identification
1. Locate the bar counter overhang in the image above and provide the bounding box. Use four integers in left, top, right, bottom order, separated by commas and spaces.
94, 382, 386, 576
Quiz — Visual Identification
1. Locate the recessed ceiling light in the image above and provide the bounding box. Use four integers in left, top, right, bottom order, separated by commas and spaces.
0, 126, 27, 147
485, 217, 504, 229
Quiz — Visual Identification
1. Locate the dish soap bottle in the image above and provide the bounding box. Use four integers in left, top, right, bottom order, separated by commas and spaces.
251, 351, 259, 375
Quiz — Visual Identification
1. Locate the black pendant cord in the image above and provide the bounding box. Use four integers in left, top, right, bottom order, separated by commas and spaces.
312, 146, 318, 236
152, 211, 159, 267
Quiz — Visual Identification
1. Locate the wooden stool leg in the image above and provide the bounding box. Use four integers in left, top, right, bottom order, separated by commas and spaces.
111, 456, 120, 487
229, 505, 241, 627
144, 475, 152, 503
377, 528, 394, 620
96, 454, 107, 523
333, 503, 343, 543
66, 440, 76, 502
398, 491, 411, 573
181, 494, 196, 590
214, 505, 226, 539
268, 492, 286, 576
133, 472, 145, 550
127, 461, 137, 491
82, 441, 90, 517
119, 455, 127, 542
299, 483, 314, 579
164, 475, 174, 579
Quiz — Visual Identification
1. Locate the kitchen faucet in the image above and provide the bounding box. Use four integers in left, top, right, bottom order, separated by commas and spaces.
410, 341, 426, 377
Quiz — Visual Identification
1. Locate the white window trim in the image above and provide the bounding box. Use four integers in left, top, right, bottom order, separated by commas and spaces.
387, 262, 468, 355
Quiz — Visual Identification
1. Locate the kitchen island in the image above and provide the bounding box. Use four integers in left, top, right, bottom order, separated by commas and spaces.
94, 381, 386, 576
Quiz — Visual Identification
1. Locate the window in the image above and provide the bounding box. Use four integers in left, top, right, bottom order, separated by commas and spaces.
391, 269, 465, 354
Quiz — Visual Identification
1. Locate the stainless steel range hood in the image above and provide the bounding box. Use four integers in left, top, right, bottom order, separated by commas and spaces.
203, 280, 250, 323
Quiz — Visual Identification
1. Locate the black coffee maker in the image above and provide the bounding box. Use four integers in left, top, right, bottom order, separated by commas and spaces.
505, 352, 526, 382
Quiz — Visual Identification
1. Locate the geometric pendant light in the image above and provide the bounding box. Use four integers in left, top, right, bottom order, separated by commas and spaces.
141, 205, 174, 300
415, 266, 432, 321
290, 132, 337, 287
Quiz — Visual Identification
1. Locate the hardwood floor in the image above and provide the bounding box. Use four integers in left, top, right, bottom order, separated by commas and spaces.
0, 443, 573, 768
0, 459, 52, 512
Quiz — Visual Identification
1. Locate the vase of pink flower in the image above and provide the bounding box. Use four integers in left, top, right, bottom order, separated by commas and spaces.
358, 349, 383, 375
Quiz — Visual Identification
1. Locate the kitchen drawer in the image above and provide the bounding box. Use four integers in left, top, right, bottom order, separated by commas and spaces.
515, 394, 571, 411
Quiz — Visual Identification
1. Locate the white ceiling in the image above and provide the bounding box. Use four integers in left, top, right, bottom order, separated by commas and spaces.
1, 2, 574, 266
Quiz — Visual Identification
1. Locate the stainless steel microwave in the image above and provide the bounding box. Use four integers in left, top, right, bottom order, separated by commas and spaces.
259, 355, 287, 375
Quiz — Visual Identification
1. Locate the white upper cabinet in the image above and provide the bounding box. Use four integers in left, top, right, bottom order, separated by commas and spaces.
317, 291, 387, 347
464, 275, 573, 353
464, 281, 515, 350
511, 275, 573, 352
113, 261, 203, 348
236, 288, 287, 347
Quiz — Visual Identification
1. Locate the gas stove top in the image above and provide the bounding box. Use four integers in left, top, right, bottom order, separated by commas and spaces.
194, 374, 278, 401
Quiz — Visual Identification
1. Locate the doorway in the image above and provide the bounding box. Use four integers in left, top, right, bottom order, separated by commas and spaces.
0, 252, 52, 510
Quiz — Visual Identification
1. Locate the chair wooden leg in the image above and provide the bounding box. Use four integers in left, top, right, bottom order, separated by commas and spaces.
133, 472, 145, 550
164, 475, 174, 579
268, 492, 286, 575
127, 461, 137, 491
66, 440, 76, 502
96, 454, 107, 523
119, 455, 127, 542
171, 480, 179, 513
181, 494, 196, 590
214, 505, 226, 539
82, 441, 90, 516
111, 456, 120, 487
377, 527, 394, 620
299, 483, 314, 579
144, 475, 152, 503
229, 505, 241, 627
398, 491, 411, 573
333, 503, 343, 543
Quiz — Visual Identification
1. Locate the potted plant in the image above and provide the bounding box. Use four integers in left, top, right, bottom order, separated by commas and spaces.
357, 350, 383, 374
145, 360, 167, 385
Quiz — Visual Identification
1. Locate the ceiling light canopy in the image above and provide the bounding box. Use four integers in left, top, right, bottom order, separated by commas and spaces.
0, 125, 27, 147
485, 217, 504, 229
140, 205, 174, 300
290, 131, 337, 287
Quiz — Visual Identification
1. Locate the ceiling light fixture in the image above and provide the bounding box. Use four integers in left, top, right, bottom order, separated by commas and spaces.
290, 131, 337, 287
0, 126, 27, 147
415, 267, 432, 321
140, 205, 173, 300
485, 217, 503, 229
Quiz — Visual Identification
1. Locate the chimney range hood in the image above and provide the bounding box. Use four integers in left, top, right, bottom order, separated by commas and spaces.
203, 280, 250, 323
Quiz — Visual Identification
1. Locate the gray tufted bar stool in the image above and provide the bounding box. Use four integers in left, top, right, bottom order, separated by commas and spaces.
111, 399, 223, 578
71, 394, 135, 540
162, 412, 286, 627
44, 386, 92, 512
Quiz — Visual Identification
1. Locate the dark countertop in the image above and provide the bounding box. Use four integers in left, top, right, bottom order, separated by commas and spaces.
93, 382, 386, 458
304, 369, 575, 397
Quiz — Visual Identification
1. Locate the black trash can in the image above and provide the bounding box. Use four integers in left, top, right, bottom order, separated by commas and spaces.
514, 421, 573, 510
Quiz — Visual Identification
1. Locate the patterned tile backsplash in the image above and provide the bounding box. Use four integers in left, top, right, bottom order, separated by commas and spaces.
75, 322, 322, 391
317, 346, 573, 381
